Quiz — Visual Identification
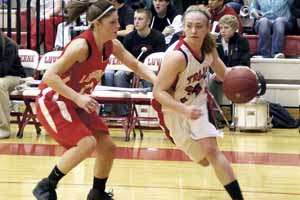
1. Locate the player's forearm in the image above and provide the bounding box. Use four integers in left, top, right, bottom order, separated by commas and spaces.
134, 62, 157, 83
42, 72, 79, 103
153, 89, 185, 114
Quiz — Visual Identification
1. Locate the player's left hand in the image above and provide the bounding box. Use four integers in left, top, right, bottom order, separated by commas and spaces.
183, 105, 203, 120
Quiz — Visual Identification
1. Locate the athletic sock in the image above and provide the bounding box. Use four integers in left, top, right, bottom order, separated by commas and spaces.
48, 165, 65, 186
93, 177, 108, 193
224, 180, 244, 200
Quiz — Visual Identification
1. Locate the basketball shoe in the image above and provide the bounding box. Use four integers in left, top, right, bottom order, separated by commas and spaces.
87, 189, 114, 200
32, 178, 57, 200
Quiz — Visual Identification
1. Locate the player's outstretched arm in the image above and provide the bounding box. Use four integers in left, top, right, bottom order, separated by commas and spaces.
112, 39, 156, 83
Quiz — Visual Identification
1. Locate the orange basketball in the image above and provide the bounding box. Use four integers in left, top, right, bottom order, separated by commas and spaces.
223, 67, 259, 103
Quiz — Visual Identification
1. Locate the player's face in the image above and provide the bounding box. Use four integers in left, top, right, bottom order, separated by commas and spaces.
134, 12, 149, 31
97, 11, 120, 40
153, 0, 169, 15
219, 23, 235, 41
183, 12, 209, 42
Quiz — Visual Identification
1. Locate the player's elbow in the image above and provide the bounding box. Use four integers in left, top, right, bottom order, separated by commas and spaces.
153, 85, 160, 100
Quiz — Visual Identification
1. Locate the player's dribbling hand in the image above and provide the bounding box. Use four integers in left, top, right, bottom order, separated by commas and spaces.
183, 105, 203, 120
76, 94, 99, 113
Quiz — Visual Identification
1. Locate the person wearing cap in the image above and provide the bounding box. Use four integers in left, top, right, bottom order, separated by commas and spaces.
32, 1, 156, 199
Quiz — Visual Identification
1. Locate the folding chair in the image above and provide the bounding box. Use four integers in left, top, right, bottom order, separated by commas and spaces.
10, 49, 40, 138
10, 50, 62, 138
37, 50, 63, 76
18, 49, 40, 78
101, 55, 141, 141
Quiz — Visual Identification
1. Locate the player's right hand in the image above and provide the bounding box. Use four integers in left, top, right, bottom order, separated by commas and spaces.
183, 105, 203, 120
75, 94, 99, 113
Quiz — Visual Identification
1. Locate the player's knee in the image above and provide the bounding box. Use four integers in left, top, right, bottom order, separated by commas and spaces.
104, 141, 117, 157
198, 158, 210, 167
78, 136, 97, 155
97, 136, 117, 158
202, 146, 218, 161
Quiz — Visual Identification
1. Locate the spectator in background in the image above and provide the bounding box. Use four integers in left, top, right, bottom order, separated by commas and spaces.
209, 15, 250, 125
216, 15, 250, 67
291, 0, 300, 33
102, 7, 166, 116
31, 0, 64, 52
150, 0, 177, 37
208, 0, 243, 33
107, 0, 134, 41
0, 32, 25, 139
224, 0, 244, 14
250, 0, 294, 58
168, 0, 243, 46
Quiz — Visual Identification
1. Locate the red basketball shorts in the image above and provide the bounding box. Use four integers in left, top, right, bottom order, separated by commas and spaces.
36, 97, 108, 149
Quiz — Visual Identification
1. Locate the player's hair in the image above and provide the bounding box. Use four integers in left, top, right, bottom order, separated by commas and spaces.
65, 0, 116, 25
219, 14, 239, 31
183, 5, 216, 54
135, 8, 152, 21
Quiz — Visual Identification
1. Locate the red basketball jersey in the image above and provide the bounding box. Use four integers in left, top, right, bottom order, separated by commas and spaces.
39, 29, 113, 105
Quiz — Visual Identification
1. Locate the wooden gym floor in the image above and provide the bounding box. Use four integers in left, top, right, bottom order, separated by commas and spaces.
0, 125, 299, 200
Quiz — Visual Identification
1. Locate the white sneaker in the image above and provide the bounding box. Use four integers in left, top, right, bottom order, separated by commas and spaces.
0, 129, 10, 139
274, 53, 285, 59
252, 55, 264, 58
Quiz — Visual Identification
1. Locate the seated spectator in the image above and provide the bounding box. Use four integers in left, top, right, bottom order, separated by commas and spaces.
216, 15, 250, 67
169, 0, 244, 46
149, 0, 178, 37
30, 0, 65, 52
224, 0, 244, 14
208, 0, 243, 33
208, 15, 250, 125
291, 0, 300, 33
250, 0, 293, 58
0, 32, 26, 139
102, 7, 166, 116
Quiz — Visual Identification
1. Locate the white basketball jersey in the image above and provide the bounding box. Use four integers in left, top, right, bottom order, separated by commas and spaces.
166, 39, 213, 106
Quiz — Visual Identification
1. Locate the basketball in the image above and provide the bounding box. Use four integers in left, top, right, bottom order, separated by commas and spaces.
223, 67, 259, 103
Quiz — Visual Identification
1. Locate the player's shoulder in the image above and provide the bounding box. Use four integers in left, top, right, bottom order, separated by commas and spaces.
67, 38, 89, 53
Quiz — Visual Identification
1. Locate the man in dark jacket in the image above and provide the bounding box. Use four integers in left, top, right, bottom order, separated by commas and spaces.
0, 32, 25, 138
102, 8, 166, 116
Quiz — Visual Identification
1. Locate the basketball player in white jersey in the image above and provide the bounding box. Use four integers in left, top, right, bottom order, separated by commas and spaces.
153, 5, 244, 200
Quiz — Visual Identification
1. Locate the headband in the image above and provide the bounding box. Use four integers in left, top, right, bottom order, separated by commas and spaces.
90, 5, 114, 24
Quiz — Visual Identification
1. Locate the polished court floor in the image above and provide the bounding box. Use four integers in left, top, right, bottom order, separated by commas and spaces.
0, 125, 300, 200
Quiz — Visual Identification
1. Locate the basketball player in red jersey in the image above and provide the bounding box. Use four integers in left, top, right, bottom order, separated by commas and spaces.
32, 1, 156, 200
153, 5, 244, 200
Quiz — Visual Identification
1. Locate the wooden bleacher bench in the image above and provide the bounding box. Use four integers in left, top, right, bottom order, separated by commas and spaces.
245, 35, 300, 57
